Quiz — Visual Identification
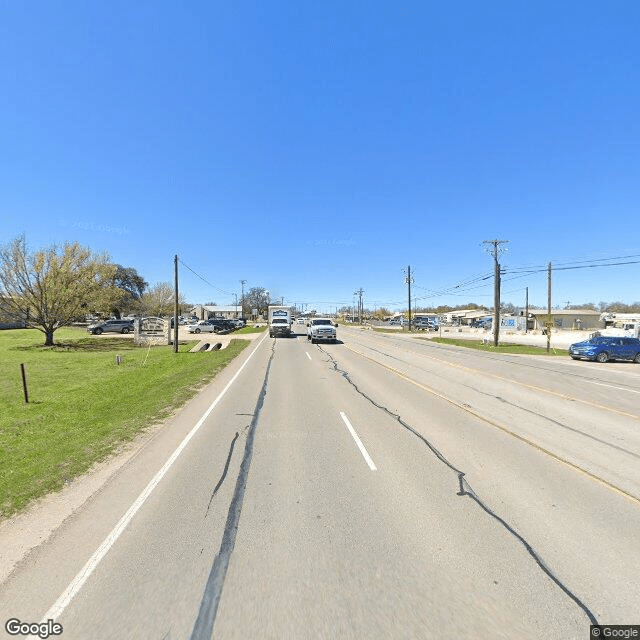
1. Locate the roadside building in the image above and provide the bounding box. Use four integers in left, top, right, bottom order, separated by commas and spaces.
462, 310, 491, 326
527, 309, 602, 331
190, 305, 242, 320
601, 312, 640, 328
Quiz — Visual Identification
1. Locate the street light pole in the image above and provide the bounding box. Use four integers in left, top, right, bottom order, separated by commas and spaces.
240, 280, 246, 318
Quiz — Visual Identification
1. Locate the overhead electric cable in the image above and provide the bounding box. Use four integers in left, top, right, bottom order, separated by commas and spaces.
178, 259, 235, 296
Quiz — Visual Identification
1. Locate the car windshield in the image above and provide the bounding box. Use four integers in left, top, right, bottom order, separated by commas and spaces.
313, 320, 332, 325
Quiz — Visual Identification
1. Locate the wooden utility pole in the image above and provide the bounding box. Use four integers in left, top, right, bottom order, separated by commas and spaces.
357, 288, 364, 324
483, 240, 509, 346
403, 267, 414, 331
173, 255, 179, 353
407, 266, 412, 331
525, 287, 529, 334
546, 262, 552, 354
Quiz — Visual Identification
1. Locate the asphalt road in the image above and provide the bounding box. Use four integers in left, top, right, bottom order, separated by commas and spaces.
1, 325, 639, 639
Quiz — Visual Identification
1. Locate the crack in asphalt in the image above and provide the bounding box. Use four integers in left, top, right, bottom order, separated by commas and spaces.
317, 344, 599, 626
190, 340, 276, 640
204, 431, 240, 519
360, 338, 639, 459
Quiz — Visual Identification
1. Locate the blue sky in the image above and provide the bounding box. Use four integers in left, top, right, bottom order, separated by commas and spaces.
2, 1, 639, 314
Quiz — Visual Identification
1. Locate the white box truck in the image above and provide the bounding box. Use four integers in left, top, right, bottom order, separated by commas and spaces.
268, 306, 292, 337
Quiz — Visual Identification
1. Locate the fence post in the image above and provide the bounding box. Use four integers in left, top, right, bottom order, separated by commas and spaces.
21, 363, 29, 404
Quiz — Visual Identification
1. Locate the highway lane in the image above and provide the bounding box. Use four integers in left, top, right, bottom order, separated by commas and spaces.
0, 335, 274, 639
339, 326, 640, 498
327, 327, 640, 620
211, 332, 596, 639
1, 326, 638, 638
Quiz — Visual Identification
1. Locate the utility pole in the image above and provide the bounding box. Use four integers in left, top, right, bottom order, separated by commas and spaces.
173, 255, 179, 353
525, 286, 529, 334
403, 266, 414, 331
354, 288, 364, 324
483, 240, 509, 347
547, 262, 552, 354
240, 280, 246, 318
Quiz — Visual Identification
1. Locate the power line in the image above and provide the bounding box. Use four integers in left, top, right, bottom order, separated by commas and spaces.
178, 259, 234, 297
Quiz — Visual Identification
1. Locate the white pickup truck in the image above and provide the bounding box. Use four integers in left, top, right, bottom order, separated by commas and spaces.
307, 318, 337, 344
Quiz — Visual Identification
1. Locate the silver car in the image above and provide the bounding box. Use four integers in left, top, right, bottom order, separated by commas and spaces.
187, 320, 220, 334
87, 319, 134, 335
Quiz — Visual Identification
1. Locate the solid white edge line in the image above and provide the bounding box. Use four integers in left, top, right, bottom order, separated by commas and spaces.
40, 333, 269, 624
587, 380, 640, 394
306, 352, 312, 360
339, 411, 377, 471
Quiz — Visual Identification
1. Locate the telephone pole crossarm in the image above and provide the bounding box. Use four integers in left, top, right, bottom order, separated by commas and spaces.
482, 239, 509, 347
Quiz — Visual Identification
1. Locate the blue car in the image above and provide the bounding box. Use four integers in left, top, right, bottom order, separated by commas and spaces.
568, 336, 640, 363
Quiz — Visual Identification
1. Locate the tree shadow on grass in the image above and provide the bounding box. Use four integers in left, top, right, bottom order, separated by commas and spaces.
14, 338, 140, 352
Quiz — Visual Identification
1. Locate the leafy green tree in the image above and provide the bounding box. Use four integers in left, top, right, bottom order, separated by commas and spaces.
110, 265, 148, 318
0, 235, 116, 346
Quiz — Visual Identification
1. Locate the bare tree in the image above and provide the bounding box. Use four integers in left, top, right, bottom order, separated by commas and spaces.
138, 282, 187, 317
242, 287, 273, 317
0, 235, 116, 346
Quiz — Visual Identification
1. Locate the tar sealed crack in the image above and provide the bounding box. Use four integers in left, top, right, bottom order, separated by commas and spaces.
190, 340, 277, 640
316, 344, 599, 626
205, 431, 241, 519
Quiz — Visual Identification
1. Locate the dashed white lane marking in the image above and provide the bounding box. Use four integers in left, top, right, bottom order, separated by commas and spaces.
339, 411, 377, 471
586, 380, 640, 394
306, 352, 312, 360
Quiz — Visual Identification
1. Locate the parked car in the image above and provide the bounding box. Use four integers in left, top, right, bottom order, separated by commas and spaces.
186, 320, 221, 334
87, 318, 134, 335
414, 319, 438, 331
209, 318, 236, 331
307, 318, 337, 344
568, 336, 640, 363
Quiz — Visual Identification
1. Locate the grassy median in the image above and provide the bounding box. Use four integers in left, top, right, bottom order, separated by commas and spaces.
428, 336, 568, 356
0, 327, 250, 518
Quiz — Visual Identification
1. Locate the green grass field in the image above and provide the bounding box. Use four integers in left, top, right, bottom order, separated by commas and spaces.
428, 336, 568, 356
0, 327, 251, 518
234, 325, 267, 334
